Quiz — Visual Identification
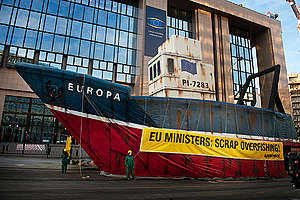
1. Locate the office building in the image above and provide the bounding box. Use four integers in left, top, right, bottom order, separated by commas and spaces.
0, 0, 292, 144
288, 74, 300, 137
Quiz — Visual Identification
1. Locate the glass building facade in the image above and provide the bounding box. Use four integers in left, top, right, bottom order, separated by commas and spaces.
1, 95, 69, 143
0, 0, 138, 83
167, 6, 194, 39
229, 30, 259, 107
0, 1, 274, 145
0, 0, 138, 144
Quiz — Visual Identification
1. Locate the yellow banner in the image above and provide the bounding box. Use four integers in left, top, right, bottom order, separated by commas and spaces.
64, 136, 72, 157
140, 128, 283, 160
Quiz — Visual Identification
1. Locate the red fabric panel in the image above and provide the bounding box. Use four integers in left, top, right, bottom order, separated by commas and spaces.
51, 109, 288, 179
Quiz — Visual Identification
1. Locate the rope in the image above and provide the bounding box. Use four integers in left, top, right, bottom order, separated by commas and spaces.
161, 97, 169, 129
82, 84, 142, 161
83, 92, 135, 135
134, 151, 140, 158
225, 101, 228, 134
210, 101, 213, 133
195, 93, 205, 131
234, 103, 239, 137
261, 108, 265, 137
143, 96, 147, 125
180, 88, 196, 130
79, 74, 85, 178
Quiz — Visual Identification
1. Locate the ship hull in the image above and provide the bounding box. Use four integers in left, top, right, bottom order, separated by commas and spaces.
15, 63, 299, 179
51, 106, 287, 178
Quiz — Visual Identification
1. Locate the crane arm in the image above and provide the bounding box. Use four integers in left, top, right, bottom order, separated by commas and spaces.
286, 0, 300, 32
286, 0, 300, 19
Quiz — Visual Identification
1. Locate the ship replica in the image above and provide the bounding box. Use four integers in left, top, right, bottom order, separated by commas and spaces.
16, 36, 299, 179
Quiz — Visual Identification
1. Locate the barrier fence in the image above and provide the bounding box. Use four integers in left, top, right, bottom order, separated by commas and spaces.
0, 142, 89, 158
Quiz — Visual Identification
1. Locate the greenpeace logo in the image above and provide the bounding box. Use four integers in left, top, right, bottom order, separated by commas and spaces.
264, 154, 280, 158
67, 82, 121, 101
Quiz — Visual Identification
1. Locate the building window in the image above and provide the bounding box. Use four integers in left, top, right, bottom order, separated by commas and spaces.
167, 7, 194, 39
7, 46, 34, 67
149, 66, 153, 81
0, 0, 138, 84
66, 55, 89, 74
157, 61, 161, 76
0, 95, 68, 144
153, 63, 157, 78
230, 31, 259, 106
37, 51, 63, 69
167, 58, 174, 73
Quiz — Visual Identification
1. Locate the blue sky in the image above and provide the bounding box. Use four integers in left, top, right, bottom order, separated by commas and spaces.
228, 0, 300, 74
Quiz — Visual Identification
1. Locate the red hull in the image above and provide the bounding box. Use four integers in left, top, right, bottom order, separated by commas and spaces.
52, 109, 287, 178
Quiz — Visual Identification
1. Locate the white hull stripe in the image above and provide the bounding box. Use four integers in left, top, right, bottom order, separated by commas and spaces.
46, 104, 300, 143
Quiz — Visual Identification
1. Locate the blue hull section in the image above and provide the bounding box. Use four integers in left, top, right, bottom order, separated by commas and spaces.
16, 63, 155, 126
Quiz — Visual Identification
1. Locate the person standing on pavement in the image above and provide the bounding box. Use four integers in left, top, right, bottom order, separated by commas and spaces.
61, 149, 69, 174
46, 143, 51, 159
292, 152, 300, 189
288, 151, 300, 189
125, 150, 135, 180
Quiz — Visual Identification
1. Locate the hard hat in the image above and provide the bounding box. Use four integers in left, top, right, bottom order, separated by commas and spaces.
128, 150, 132, 154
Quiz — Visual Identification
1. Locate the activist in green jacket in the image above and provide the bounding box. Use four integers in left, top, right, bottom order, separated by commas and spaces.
125, 150, 135, 180
61, 149, 69, 174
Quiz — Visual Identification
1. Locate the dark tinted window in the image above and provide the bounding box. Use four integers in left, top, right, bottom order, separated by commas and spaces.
157, 61, 161, 76
167, 58, 174, 73
230, 30, 259, 107
149, 66, 153, 81
167, 7, 194, 39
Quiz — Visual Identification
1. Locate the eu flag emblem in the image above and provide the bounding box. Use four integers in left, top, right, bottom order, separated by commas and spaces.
181, 60, 197, 75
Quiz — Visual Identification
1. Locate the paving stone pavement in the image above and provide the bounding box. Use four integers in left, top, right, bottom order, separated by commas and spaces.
0, 155, 300, 200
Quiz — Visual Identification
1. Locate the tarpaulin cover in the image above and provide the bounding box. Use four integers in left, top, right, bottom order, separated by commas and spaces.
15, 63, 298, 178
52, 109, 287, 178
133, 97, 297, 140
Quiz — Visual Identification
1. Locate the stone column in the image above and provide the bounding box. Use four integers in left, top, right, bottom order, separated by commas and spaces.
132, 0, 168, 96
62, 54, 67, 70
213, 14, 234, 103
255, 22, 292, 114
270, 23, 292, 114
1, 45, 9, 68
0, 94, 5, 133
195, 9, 214, 65
132, 0, 146, 96
33, 50, 40, 64
255, 29, 274, 110
88, 58, 93, 76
